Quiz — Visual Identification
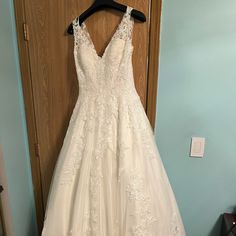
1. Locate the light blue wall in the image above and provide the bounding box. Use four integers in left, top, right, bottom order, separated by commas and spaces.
155, 0, 236, 236
0, 0, 38, 235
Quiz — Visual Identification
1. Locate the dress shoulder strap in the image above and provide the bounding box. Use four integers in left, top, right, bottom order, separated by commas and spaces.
113, 5, 134, 42
126, 6, 133, 15
72, 17, 92, 51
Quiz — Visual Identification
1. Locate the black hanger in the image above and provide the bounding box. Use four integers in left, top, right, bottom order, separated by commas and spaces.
67, 0, 146, 35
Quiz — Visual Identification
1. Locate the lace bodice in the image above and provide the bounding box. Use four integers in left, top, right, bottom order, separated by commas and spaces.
72, 6, 138, 101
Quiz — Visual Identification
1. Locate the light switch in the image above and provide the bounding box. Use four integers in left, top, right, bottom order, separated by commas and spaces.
190, 137, 205, 158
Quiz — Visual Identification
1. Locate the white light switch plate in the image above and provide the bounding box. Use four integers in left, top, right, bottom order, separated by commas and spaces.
190, 137, 205, 158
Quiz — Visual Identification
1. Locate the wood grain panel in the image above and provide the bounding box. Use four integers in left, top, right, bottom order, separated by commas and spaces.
146, 0, 162, 128
24, 0, 150, 208
13, 0, 45, 230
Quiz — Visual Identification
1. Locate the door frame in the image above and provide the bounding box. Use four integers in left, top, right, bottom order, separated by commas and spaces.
13, 0, 162, 231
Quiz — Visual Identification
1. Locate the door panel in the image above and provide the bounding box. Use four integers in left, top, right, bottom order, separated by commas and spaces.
24, 0, 79, 210
24, 0, 150, 209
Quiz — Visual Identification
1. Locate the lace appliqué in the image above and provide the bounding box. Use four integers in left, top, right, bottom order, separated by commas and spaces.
126, 170, 158, 236
126, 100, 157, 162
72, 19, 92, 50
112, 6, 134, 42
56, 101, 87, 185
88, 165, 102, 235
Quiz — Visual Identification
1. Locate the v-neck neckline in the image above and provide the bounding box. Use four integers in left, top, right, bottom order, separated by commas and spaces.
78, 6, 132, 60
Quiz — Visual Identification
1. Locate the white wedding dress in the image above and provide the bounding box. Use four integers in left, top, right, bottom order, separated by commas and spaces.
41, 6, 186, 236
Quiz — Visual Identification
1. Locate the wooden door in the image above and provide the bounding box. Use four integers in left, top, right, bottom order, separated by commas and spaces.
14, 0, 162, 232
